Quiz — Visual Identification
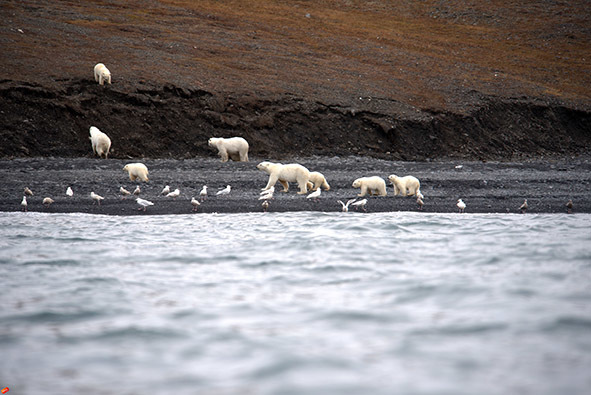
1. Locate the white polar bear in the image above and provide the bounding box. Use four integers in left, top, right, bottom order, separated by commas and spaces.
123, 163, 149, 182
257, 161, 311, 194
93, 63, 111, 85
307, 171, 330, 192
89, 126, 111, 159
208, 137, 249, 162
388, 175, 421, 197
352, 176, 387, 197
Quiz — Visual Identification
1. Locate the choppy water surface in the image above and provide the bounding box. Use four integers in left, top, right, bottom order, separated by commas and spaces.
1, 212, 590, 395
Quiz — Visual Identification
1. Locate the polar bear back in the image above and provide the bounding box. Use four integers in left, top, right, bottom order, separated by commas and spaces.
388, 175, 421, 196
208, 137, 249, 162
123, 163, 149, 182
89, 126, 112, 159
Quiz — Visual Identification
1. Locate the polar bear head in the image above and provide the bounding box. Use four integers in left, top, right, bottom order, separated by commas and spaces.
208, 137, 222, 148
352, 178, 362, 188
388, 175, 400, 183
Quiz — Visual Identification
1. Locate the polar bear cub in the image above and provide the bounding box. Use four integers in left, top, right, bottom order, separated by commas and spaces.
89, 126, 111, 159
123, 163, 149, 182
307, 171, 330, 192
388, 175, 421, 197
257, 161, 311, 194
352, 176, 387, 197
94, 63, 111, 85
208, 137, 249, 162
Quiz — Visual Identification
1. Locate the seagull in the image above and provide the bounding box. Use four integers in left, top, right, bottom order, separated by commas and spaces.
260, 186, 275, 195
136, 197, 154, 211
417, 191, 424, 200
259, 188, 274, 200
161, 185, 170, 195
42, 197, 55, 206
21, 196, 27, 212
190, 197, 201, 212
90, 191, 104, 206
133, 186, 141, 196
566, 199, 573, 214
66, 187, 73, 197
417, 195, 424, 211
457, 199, 466, 213
307, 188, 321, 202
337, 199, 356, 212
262, 200, 269, 212
216, 185, 231, 196
120, 187, 131, 199
519, 199, 528, 214
351, 198, 368, 212
166, 188, 180, 199
199, 185, 208, 201
24, 187, 33, 196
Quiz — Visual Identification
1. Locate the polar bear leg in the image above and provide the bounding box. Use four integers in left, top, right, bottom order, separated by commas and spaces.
129, 174, 137, 181
219, 148, 229, 162
296, 176, 308, 194
107, 75, 111, 84
265, 174, 279, 190
279, 179, 289, 192
239, 150, 248, 162
307, 181, 316, 191
358, 185, 367, 197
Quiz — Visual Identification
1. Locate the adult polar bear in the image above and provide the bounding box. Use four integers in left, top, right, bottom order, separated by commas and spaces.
352, 176, 387, 197
208, 137, 249, 162
388, 175, 421, 197
89, 126, 111, 159
123, 163, 149, 182
93, 63, 111, 85
257, 161, 311, 194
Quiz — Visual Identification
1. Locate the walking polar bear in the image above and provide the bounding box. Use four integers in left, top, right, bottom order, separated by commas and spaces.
257, 161, 310, 194
89, 126, 111, 159
388, 175, 421, 197
93, 63, 111, 85
352, 176, 387, 197
306, 171, 330, 192
123, 163, 149, 182
208, 137, 249, 162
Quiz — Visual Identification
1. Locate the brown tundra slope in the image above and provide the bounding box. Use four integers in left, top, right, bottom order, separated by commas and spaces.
1, 0, 590, 160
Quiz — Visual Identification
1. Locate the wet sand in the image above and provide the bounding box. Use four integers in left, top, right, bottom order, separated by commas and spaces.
1, 156, 589, 215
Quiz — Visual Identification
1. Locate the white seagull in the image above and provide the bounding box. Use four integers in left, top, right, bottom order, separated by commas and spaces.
21, 196, 27, 212
166, 188, 180, 199
259, 188, 274, 200
216, 185, 231, 196
199, 185, 208, 201
351, 198, 368, 212
337, 199, 356, 212
519, 199, 528, 214
120, 187, 131, 199
457, 199, 466, 213
90, 191, 104, 206
191, 197, 201, 212
133, 186, 141, 196
66, 187, 73, 197
260, 186, 275, 195
136, 197, 154, 211
161, 185, 170, 195
307, 188, 321, 202
417, 195, 424, 211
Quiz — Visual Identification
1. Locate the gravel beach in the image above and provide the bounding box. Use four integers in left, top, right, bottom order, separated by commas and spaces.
2, 156, 589, 215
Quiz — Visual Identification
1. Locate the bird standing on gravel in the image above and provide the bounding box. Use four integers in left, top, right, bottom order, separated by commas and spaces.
24, 187, 33, 196
457, 199, 466, 213
161, 185, 170, 195
191, 197, 201, 212
337, 199, 356, 212
43, 197, 55, 207
120, 187, 131, 199
133, 186, 141, 196
307, 188, 321, 202
90, 192, 104, 206
166, 188, 180, 199
519, 199, 528, 214
21, 196, 27, 212
136, 197, 154, 212
351, 198, 368, 212
262, 200, 270, 212
66, 187, 73, 197
216, 185, 231, 196
200, 185, 208, 201
566, 199, 573, 214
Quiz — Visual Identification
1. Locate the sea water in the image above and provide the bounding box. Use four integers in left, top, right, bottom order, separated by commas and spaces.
1, 212, 590, 395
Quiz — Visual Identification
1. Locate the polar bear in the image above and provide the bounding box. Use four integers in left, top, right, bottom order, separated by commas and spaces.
208, 137, 249, 162
257, 161, 310, 194
307, 171, 330, 192
352, 176, 387, 197
123, 163, 149, 182
93, 63, 111, 85
89, 126, 111, 159
388, 175, 421, 197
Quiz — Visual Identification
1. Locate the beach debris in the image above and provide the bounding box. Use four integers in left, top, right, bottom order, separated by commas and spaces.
136, 197, 154, 212
337, 199, 356, 212
166, 188, 180, 199
520, 199, 528, 214
351, 198, 368, 212
216, 185, 231, 196
90, 192, 104, 206
200, 185, 208, 201
457, 198, 466, 213
66, 187, 73, 197
191, 197, 201, 212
